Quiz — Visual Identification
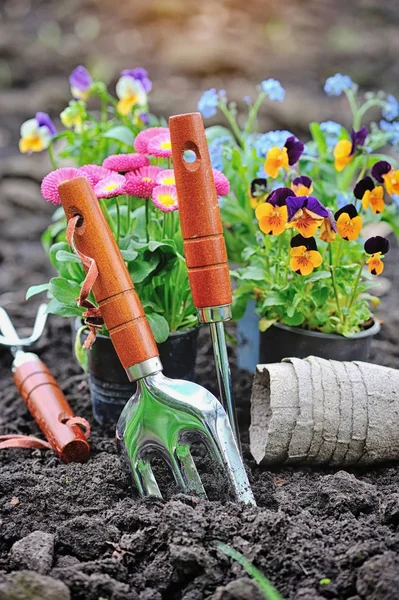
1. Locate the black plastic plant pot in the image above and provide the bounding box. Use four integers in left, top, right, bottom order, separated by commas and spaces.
259, 320, 381, 364
80, 326, 200, 426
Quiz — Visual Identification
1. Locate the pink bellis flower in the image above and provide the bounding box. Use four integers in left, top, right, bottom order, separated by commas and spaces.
19, 112, 57, 154
94, 173, 127, 199
125, 166, 162, 198
102, 153, 150, 173
69, 66, 93, 101
147, 132, 172, 159
156, 169, 176, 185
134, 127, 169, 154
79, 164, 113, 186
213, 169, 230, 196
152, 185, 178, 212
41, 168, 83, 205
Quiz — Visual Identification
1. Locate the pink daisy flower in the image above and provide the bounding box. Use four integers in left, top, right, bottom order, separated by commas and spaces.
156, 169, 175, 185
79, 164, 113, 186
125, 166, 162, 198
147, 132, 172, 159
94, 173, 126, 199
41, 167, 82, 205
102, 153, 150, 172
134, 127, 169, 155
213, 169, 230, 196
152, 185, 178, 213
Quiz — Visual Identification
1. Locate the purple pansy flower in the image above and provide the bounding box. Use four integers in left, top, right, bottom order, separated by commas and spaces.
122, 68, 152, 93
371, 160, 392, 183
267, 187, 293, 207
69, 66, 92, 100
292, 175, 312, 189
286, 196, 329, 222
364, 236, 390, 255
285, 136, 304, 165
291, 234, 318, 251
350, 126, 368, 155
354, 176, 374, 200
35, 112, 57, 136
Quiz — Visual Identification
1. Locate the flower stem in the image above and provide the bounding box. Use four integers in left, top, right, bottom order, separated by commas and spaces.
218, 101, 245, 148
347, 262, 364, 310
47, 143, 57, 170
329, 244, 343, 322
145, 198, 150, 243
115, 197, 121, 243
244, 91, 267, 137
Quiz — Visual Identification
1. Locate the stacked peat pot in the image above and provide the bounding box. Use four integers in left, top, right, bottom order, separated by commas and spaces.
250, 356, 399, 467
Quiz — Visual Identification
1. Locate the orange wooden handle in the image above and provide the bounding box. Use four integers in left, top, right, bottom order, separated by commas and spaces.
170, 112, 232, 309
13, 356, 89, 463
58, 177, 159, 369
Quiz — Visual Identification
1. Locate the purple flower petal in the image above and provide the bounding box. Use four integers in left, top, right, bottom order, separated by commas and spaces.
122, 67, 152, 93
292, 175, 312, 188
35, 112, 57, 137
364, 236, 390, 255
69, 66, 92, 91
286, 195, 307, 220
371, 160, 392, 183
268, 187, 294, 207
350, 126, 368, 155
305, 196, 329, 218
285, 136, 304, 166
287, 195, 328, 221
354, 176, 374, 200
291, 234, 317, 251
325, 208, 337, 232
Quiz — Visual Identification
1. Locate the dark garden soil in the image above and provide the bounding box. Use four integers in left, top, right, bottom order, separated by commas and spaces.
0, 233, 398, 600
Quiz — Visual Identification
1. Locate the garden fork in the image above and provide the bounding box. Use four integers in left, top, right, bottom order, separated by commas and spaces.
0, 304, 90, 462
170, 112, 240, 452
59, 176, 255, 504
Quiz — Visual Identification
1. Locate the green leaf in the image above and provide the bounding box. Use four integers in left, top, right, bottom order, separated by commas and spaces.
129, 255, 159, 283
103, 126, 135, 145
120, 248, 139, 262
55, 250, 82, 263
205, 125, 235, 144
146, 312, 170, 343
74, 326, 88, 372
262, 292, 286, 307
240, 266, 265, 281
216, 542, 283, 600
46, 298, 84, 318
259, 317, 277, 332
309, 122, 327, 157
26, 283, 49, 300
282, 311, 305, 327
305, 271, 331, 283
49, 277, 81, 306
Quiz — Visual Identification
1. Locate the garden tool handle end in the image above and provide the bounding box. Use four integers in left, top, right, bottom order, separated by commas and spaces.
12, 353, 90, 462
169, 113, 232, 310
58, 177, 160, 375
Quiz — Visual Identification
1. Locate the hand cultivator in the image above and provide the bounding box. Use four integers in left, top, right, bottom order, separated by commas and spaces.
59, 176, 255, 504
170, 113, 240, 451
0, 304, 90, 462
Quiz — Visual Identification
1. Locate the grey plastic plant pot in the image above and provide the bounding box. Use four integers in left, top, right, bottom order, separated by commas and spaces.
78, 325, 200, 426
259, 320, 381, 364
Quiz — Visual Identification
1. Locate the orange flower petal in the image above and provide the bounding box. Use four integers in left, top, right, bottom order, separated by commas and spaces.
334, 139, 353, 172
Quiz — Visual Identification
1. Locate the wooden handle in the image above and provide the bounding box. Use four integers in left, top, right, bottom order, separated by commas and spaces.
169, 112, 232, 308
13, 356, 89, 463
58, 176, 159, 369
